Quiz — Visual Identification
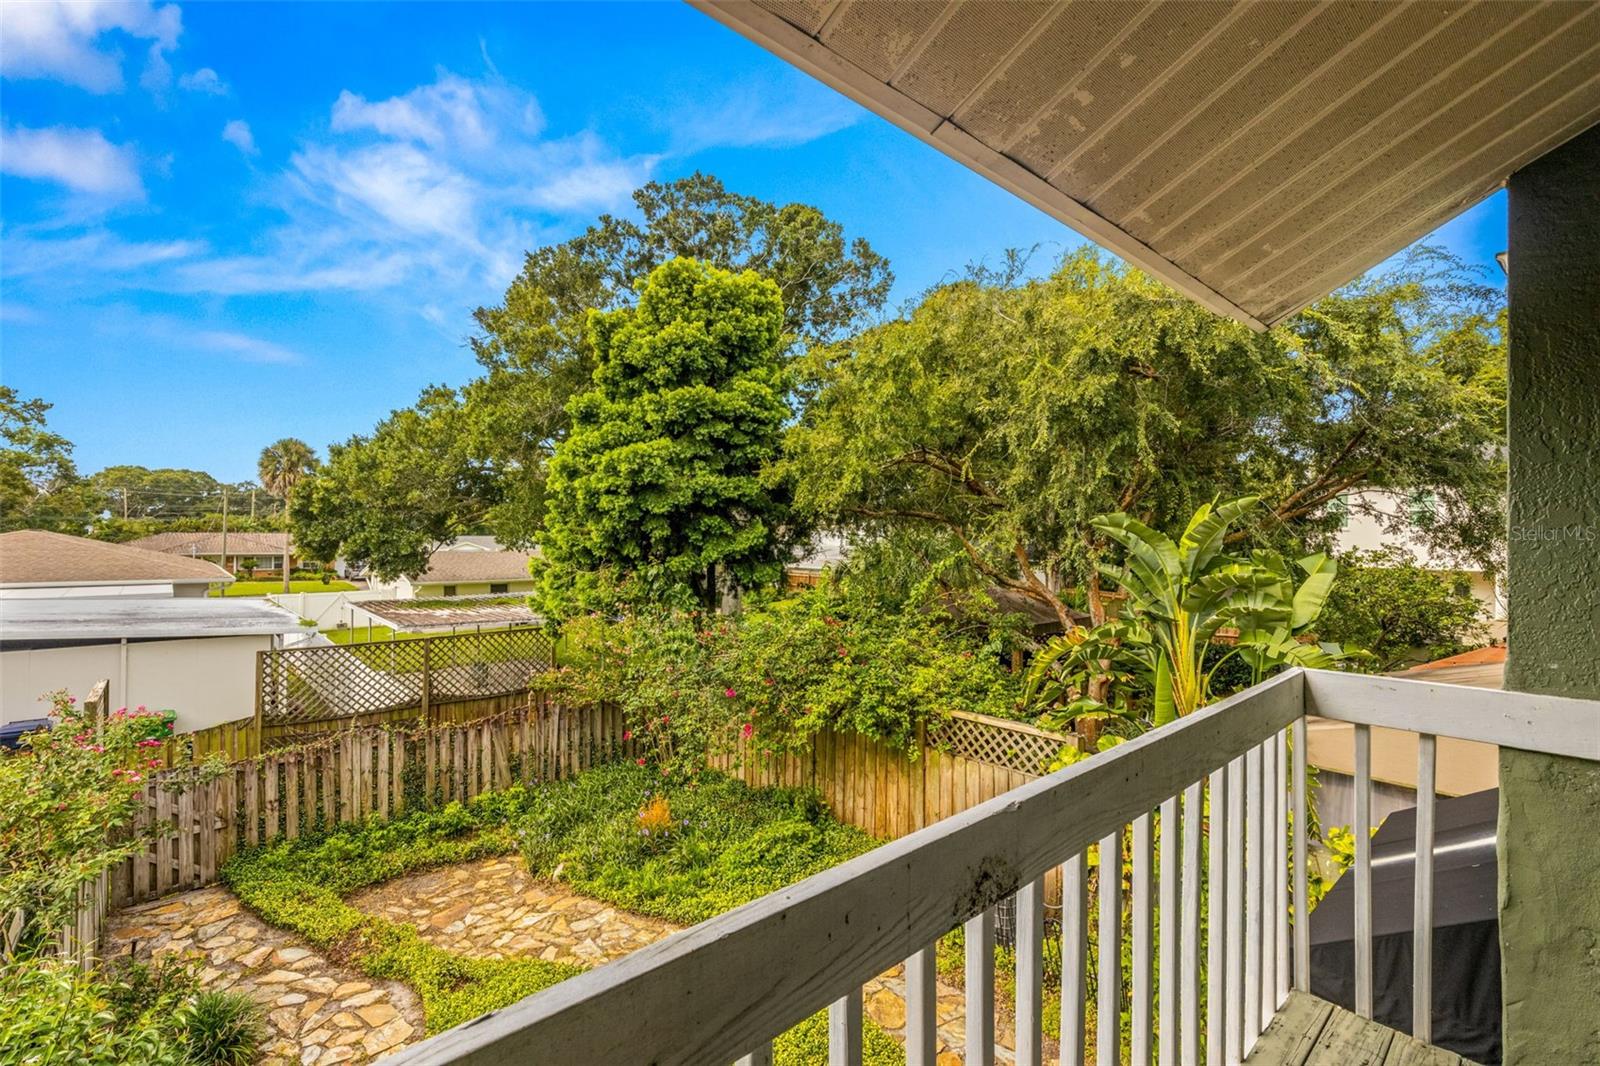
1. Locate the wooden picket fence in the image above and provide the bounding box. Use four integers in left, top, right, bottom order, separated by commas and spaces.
709, 709, 1067, 843
107, 700, 630, 909
1, 872, 109, 972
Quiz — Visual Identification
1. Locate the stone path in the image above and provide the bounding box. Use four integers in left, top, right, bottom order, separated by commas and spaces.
105, 888, 421, 1065
347, 856, 1018, 1063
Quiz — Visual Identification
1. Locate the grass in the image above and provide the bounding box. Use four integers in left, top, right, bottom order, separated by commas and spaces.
213, 579, 358, 597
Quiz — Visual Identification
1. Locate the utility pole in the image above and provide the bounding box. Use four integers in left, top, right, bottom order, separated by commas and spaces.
220, 488, 229, 575
249, 489, 256, 521
121, 487, 129, 520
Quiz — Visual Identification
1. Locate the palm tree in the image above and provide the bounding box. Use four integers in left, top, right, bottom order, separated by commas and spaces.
257, 438, 317, 501
257, 438, 318, 591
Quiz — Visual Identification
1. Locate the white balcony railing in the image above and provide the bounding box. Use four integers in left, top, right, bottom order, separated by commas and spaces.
389, 669, 1599, 1066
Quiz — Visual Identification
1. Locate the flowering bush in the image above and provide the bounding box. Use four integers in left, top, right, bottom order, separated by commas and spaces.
0, 692, 168, 953
535, 582, 1028, 773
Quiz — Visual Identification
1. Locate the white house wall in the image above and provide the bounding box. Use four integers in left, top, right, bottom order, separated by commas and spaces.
1, 634, 269, 731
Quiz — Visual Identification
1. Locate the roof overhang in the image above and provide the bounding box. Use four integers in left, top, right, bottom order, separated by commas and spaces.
692, 0, 1600, 329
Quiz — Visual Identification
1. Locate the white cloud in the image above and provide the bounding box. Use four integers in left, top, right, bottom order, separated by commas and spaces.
222, 119, 257, 155
667, 73, 861, 154
179, 66, 227, 95
0, 0, 181, 93
0, 124, 143, 200
331, 72, 542, 150
192, 329, 302, 364
292, 141, 479, 240
1, 229, 205, 280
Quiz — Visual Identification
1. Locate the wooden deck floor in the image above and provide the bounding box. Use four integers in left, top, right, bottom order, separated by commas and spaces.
1245, 992, 1471, 1066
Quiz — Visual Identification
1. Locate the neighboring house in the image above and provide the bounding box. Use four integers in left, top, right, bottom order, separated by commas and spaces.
0, 596, 304, 730
1331, 490, 1506, 633
783, 533, 849, 590
125, 531, 302, 576
367, 549, 538, 599
435, 535, 507, 553
0, 530, 233, 599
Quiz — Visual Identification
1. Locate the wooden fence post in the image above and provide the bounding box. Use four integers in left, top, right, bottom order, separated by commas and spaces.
253, 650, 267, 753
421, 638, 433, 726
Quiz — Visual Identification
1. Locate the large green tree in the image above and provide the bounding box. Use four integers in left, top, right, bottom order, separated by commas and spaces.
1316, 546, 1488, 672
0, 386, 99, 533
291, 387, 499, 582
468, 173, 891, 547
787, 247, 1506, 628
536, 258, 793, 613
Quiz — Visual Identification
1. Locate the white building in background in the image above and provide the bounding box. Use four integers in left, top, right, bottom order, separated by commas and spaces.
1330, 490, 1507, 631
0, 529, 233, 599
0, 597, 304, 730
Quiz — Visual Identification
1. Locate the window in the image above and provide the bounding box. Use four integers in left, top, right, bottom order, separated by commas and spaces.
489, 583, 509, 594
442, 585, 457, 597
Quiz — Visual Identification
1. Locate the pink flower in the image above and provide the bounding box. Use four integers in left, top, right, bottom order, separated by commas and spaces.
741, 722, 754, 739
660, 715, 669, 725
636, 757, 646, 766
724, 688, 737, 698
622, 730, 633, 741
135, 705, 146, 712
148, 758, 162, 768
763, 677, 774, 686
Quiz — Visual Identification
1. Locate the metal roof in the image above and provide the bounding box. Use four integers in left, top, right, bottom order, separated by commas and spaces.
0, 597, 305, 642
693, 0, 1600, 328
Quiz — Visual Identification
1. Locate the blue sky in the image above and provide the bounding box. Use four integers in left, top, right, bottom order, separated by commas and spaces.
1, 2, 1508, 483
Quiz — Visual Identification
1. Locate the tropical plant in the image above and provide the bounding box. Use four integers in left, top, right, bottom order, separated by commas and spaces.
1026, 498, 1363, 739
179, 990, 266, 1066
255, 438, 318, 502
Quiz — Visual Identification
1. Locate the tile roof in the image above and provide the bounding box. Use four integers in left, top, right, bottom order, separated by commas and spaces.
0, 530, 233, 586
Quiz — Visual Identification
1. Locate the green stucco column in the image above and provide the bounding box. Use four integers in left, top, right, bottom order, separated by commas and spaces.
1501, 121, 1600, 1065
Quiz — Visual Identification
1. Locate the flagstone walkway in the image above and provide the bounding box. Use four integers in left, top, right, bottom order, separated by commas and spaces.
347, 856, 1018, 1063
105, 887, 422, 1065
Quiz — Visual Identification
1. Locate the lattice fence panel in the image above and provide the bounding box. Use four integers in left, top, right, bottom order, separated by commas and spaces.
927, 712, 1068, 775
258, 628, 555, 727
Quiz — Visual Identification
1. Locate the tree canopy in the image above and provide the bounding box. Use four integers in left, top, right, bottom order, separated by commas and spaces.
0, 386, 95, 534
535, 258, 793, 613
786, 247, 1506, 626
291, 386, 499, 582
467, 173, 892, 548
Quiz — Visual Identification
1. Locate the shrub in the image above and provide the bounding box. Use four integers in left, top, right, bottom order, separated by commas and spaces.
536, 580, 1027, 770
0, 956, 189, 1066
518, 762, 876, 925
0, 692, 170, 954
180, 991, 265, 1066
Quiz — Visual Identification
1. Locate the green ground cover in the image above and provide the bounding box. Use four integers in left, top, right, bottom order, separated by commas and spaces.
212, 580, 357, 597
225, 767, 901, 1060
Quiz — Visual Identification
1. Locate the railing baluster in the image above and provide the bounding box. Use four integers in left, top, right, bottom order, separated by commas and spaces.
1414, 733, 1437, 1043
1063, 851, 1089, 1066
828, 989, 862, 1066
1132, 811, 1155, 1063
1016, 879, 1044, 1066
1160, 795, 1181, 1066
1292, 716, 1309, 992
1226, 755, 1245, 1064
1181, 781, 1203, 1066
1244, 744, 1263, 1047
735, 1042, 774, 1066
966, 907, 995, 1066
1274, 730, 1290, 1007
1097, 829, 1123, 1066
905, 944, 937, 1066
1354, 722, 1373, 1019
1206, 765, 1228, 1066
